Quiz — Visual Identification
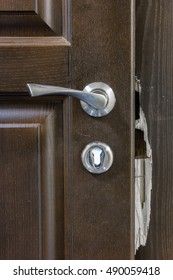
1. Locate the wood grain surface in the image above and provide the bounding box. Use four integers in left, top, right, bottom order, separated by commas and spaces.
0, 0, 135, 260
0, 0, 35, 11
70, 0, 135, 259
0, 127, 39, 259
0, 0, 69, 92
0, 15, 57, 36
0, 99, 64, 260
0, 38, 70, 92
136, 0, 173, 259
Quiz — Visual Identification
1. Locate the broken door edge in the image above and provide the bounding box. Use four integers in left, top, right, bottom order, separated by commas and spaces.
135, 83, 152, 253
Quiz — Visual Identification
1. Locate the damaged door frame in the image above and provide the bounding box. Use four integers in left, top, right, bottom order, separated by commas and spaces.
135, 78, 152, 252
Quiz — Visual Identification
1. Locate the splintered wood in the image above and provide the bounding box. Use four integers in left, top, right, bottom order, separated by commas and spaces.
135, 107, 152, 252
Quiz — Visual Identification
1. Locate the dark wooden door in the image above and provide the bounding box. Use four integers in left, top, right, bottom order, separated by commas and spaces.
0, 0, 134, 259
136, 0, 173, 259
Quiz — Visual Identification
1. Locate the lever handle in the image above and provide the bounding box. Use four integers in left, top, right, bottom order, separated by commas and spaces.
27, 82, 116, 117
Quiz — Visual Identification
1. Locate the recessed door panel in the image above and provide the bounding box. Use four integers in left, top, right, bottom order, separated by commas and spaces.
0, 127, 39, 259
0, 0, 70, 91
0, 99, 64, 259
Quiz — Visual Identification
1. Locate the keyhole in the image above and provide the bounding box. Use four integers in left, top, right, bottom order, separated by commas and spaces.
89, 147, 105, 169
81, 142, 113, 174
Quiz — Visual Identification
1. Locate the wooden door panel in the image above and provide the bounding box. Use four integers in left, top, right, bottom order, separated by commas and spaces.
0, 0, 63, 37
0, 0, 70, 91
0, 0, 135, 260
71, 0, 135, 259
0, 99, 64, 259
0, 1, 35, 11
0, 16, 57, 36
0, 127, 39, 259
136, 0, 173, 260
0, 38, 70, 92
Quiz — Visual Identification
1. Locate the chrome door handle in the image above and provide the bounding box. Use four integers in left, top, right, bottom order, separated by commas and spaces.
27, 82, 116, 117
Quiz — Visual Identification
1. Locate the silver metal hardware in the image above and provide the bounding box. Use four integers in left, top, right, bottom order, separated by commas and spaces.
81, 142, 113, 174
27, 82, 116, 117
80, 82, 116, 117
89, 147, 105, 169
